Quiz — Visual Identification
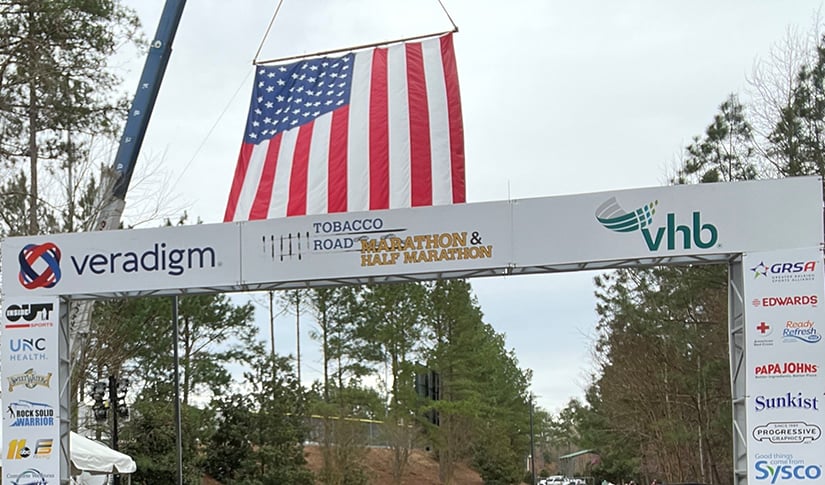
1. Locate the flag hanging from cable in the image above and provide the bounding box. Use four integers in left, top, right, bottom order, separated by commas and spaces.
224, 33, 465, 221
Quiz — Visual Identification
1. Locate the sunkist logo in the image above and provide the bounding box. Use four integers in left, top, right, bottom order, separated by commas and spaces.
595, 198, 718, 251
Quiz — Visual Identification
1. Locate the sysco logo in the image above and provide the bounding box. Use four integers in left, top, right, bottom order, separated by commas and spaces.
595, 198, 718, 251
754, 460, 822, 483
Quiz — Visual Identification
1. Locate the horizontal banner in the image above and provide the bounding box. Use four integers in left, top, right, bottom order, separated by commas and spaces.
1, 177, 822, 298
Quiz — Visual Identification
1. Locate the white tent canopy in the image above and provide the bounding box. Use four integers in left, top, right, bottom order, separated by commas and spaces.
0, 416, 136, 476
70, 432, 136, 475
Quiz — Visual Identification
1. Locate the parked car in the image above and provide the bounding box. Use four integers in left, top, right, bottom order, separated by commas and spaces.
539, 476, 566, 485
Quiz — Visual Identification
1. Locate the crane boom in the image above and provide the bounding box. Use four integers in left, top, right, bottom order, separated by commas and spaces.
97, 0, 187, 230
71, 0, 187, 363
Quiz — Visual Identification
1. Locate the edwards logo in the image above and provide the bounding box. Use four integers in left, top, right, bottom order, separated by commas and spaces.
17, 243, 61, 290
752, 295, 819, 308
595, 198, 718, 251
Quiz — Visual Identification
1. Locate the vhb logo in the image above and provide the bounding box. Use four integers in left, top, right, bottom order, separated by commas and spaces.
595, 198, 718, 251
18, 242, 61, 289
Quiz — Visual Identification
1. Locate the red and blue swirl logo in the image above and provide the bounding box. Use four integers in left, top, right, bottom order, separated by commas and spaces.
18, 242, 62, 289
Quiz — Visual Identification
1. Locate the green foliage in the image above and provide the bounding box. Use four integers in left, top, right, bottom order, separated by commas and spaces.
206, 355, 313, 484
0, 0, 140, 235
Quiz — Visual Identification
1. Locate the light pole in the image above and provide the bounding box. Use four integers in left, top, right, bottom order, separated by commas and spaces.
530, 395, 536, 485
90, 376, 129, 485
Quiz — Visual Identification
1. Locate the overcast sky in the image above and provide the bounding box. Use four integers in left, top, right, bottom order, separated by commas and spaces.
121, 0, 824, 413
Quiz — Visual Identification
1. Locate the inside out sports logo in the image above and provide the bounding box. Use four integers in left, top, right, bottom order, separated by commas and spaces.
18, 243, 61, 290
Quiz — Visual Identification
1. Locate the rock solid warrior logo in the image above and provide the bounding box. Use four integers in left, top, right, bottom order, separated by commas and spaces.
595, 198, 718, 251
7, 400, 55, 428
18, 242, 61, 289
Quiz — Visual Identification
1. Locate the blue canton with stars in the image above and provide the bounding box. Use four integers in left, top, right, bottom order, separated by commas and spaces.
245, 54, 355, 144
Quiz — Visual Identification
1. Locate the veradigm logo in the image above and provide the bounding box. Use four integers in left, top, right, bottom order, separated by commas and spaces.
17, 241, 218, 291
595, 198, 718, 251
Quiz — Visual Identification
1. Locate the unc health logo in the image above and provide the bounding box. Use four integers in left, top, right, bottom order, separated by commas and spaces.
595, 198, 718, 251
18, 242, 61, 289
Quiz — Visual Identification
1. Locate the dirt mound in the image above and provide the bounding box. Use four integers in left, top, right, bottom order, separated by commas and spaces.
304, 445, 484, 485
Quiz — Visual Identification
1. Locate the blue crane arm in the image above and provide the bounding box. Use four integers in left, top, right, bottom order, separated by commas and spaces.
111, 0, 187, 199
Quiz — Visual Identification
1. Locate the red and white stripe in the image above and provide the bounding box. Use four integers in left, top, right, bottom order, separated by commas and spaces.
224, 33, 465, 221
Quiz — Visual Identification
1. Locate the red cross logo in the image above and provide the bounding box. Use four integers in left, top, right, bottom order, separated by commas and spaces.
756, 322, 771, 335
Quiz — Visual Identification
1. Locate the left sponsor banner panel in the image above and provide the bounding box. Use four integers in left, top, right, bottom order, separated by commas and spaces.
1, 223, 242, 298
2, 297, 61, 484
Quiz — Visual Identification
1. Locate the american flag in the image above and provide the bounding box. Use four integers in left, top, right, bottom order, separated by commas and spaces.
224, 33, 465, 221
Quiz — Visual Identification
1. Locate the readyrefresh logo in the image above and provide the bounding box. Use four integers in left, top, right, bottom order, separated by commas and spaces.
595, 198, 718, 251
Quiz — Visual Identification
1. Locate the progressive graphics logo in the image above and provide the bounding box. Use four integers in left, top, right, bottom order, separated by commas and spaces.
17, 243, 61, 289
754, 454, 822, 483
16, 241, 218, 291
753, 422, 822, 444
595, 198, 718, 251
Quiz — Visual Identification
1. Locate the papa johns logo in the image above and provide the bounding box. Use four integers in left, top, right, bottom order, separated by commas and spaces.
595, 198, 718, 251
17, 243, 61, 289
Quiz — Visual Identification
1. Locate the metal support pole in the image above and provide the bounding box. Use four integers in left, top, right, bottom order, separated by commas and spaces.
172, 296, 183, 485
110, 375, 121, 485
529, 396, 536, 485
728, 259, 748, 485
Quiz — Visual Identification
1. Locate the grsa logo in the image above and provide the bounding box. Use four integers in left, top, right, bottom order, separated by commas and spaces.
17, 243, 61, 289
751, 260, 817, 283
595, 198, 718, 251
754, 460, 822, 483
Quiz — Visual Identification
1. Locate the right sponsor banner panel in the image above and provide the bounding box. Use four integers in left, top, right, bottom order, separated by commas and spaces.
744, 247, 825, 484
